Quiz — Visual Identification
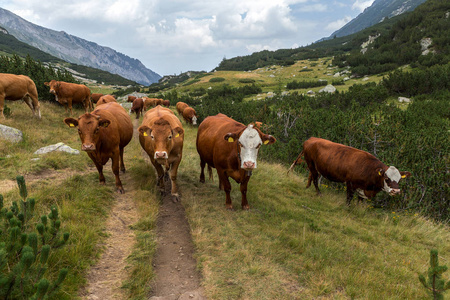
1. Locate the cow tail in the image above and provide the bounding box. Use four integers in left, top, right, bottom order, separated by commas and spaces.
287, 151, 304, 174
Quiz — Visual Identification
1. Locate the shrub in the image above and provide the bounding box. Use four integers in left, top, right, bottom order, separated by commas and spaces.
209, 77, 226, 83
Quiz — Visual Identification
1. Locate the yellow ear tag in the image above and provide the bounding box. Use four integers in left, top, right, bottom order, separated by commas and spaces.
69, 124, 75, 127
143, 132, 148, 137
401, 174, 406, 178
228, 137, 234, 143
175, 133, 180, 138
264, 140, 269, 145
378, 171, 382, 176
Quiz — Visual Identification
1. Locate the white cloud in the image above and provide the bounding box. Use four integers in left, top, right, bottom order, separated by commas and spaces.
352, 0, 375, 12
325, 16, 353, 31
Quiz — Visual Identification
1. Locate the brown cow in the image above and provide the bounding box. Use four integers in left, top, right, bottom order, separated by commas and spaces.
127, 95, 137, 102
143, 97, 157, 111
162, 100, 170, 107
91, 93, 103, 104
176, 101, 189, 115
138, 105, 184, 201
130, 97, 144, 119
182, 106, 198, 125
44, 80, 92, 115
96, 95, 117, 107
288, 137, 411, 204
64, 102, 133, 193
196, 113, 276, 209
0, 73, 41, 119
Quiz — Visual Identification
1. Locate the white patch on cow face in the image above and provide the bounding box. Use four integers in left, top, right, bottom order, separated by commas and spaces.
238, 125, 262, 170
192, 116, 197, 125
382, 166, 402, 195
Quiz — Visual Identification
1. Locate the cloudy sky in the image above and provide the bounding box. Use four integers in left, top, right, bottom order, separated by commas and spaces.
0, 0, 374, 76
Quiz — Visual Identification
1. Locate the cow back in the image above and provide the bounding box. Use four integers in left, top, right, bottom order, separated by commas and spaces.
303, 137, 386, 185
0, 74, 38, 101
55, 81, 90, 103
96, 95, 117, 106
196, 114, 245, 169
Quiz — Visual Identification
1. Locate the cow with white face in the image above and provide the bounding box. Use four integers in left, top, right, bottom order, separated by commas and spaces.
288, 137, 411, 205
196, 113, 276, 210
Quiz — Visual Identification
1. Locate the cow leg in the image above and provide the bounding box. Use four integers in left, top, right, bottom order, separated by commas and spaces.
169, 158, 182, 202
207, 165, 213, 182
153, 161, 166, 195
119, 147, 126, 173
111, 151, 124, 194
240, 176, 251, 210
23, 95, 37, 117
306, 172, 313, 188
346, 182, 355, 205
218, 171, 233, 209
89, 154, 106, 185
0, 96, 5, 119
199, 159, 206, 183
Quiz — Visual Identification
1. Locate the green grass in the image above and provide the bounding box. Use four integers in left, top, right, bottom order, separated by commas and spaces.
177, 123, 449, 299
1, 101, 448, 299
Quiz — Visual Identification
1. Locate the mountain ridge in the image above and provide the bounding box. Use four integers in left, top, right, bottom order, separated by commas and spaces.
327, 0, 427, 39
0, 7, 160, 85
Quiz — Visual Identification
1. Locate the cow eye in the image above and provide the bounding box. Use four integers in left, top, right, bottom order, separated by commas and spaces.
256, 143, 261, 149
150, 135, 154, 140
94, 127, 99, 133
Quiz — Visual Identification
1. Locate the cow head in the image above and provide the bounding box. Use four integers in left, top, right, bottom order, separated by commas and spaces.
377, 166, 411, 196
44, 80, 59, 95
224, 124, 276, 171
64, 113, 110, 152
138, 118, 184, 165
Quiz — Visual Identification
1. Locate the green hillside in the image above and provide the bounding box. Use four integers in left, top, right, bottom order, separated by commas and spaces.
215, 0, 450, 75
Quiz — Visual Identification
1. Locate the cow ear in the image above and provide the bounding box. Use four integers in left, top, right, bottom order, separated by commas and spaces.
99, 119, 110, 128
64, 118, 78, 128
138, 125, 151, 137
262, 134, 276, 145
173, 127, 184, 138
224, 133, 238, 143
377, 168, 385, 177
400, 171, 411, 179
44, 82, 49, 86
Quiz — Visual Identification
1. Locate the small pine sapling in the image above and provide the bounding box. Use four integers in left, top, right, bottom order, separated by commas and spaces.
419, 249, 450, 300
0, 176, 70, 299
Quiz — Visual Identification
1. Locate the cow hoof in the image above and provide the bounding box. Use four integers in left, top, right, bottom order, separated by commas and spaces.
99, 181, 106, 185
117, 188, 125, 194
172, 194, 180, 203
200, 178, 205, 183
226, 205, 233, 210
242, 205, 250, 210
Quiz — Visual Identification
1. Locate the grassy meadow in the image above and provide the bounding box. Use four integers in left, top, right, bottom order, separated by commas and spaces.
1, 100, 449, 299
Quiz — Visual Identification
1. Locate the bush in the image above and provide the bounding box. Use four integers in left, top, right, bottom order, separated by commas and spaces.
238, 78, 256, 84
209, 77, 226, 83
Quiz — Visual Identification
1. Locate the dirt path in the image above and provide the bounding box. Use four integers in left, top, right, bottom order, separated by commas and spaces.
148, 178, 205, 300
82, 169, 139, 300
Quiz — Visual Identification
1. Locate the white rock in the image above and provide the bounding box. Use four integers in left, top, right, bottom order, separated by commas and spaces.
34, 142, 80, 155
0, 124, 23, 143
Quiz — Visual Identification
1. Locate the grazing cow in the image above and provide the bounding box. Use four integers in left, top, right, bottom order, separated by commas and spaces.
288, 137, 411, 204
96, 95, 117, 107
127, 95, 137, 102
162, 100, 170, 107
182, 106, 198, 125
0, 73, 41, 119
138, 105, 184, 202
44, 80, 92, 115
91, 93, 103, 104
196, 113, 276, 209
176, 101, 189, 115
155, 98, 164, 106
143, 97, 157, 111
130, 97, 144, 119
64, 102, 133, 193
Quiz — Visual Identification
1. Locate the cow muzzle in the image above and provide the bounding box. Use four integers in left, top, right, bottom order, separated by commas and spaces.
154, 151, 168, 160
389, 188, 401, 196
243, 161, 255, 171
82, 143, 96, 151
